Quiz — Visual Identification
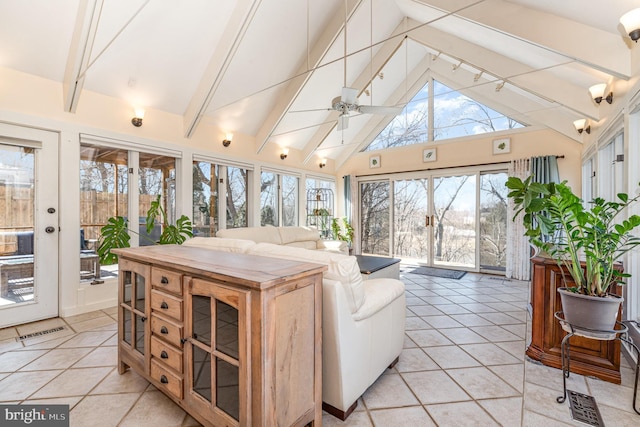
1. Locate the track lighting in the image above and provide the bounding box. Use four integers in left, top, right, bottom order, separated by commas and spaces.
573, 119, 591, 135
452, 61, 462, 72
495, 81, 505, 92
131, 108, 145, 127
473, 71, 483, 82
222, 133, 233, 147
620, 8, 640, 42
280, 148, 288, 160
589, 84, 613, 104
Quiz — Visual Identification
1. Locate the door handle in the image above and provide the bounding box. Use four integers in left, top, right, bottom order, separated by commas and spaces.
45, 226, 56, 234
425, 215, 430, 227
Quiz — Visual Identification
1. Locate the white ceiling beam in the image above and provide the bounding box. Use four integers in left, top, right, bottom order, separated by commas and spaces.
415, 0, 630, 79
254, 0, 363, 154
182, 0, 262, 138
62, 0, 103, 113
301, 21, 408, 164
407, 20, 600, 120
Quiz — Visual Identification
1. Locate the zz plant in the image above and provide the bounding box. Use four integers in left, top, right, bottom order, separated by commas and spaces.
98, 195, 193, 264
506, 176, 640, 297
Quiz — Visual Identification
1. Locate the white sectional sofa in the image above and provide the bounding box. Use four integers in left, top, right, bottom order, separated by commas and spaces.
215, 225, 348, 254
182, 236, 405, 420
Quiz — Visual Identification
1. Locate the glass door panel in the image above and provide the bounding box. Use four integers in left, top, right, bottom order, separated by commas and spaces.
393, 179, 429, 263
480, 172, 508, 272
138, 153, 176, 245
0, 124, 58, 328
360, 181, 390, 256
192, 162, 219, 237
432, 174, 476, 269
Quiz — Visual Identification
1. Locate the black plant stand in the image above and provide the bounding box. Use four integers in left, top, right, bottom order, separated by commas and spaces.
554, 311, 640, 415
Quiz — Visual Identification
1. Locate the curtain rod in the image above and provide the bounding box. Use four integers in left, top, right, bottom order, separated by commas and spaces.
353, 155, 564, 178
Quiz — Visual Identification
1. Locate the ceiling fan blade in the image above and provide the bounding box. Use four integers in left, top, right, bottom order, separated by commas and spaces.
359, 105, 403, 115
337, 114, 349, 131
289, 107, 332, 113
341, 87, 359, 105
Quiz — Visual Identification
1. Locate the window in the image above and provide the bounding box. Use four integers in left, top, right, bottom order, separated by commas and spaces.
260, 170, 299, 227
192, 161, 219, 237
226, 166, 249, 228
364, 79, 524, 151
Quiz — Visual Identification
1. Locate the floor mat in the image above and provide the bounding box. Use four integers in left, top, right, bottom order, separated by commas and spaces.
403, 266, 467, 279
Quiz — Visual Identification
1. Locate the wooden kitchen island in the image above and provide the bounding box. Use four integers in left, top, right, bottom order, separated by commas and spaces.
114, 245, 326, 427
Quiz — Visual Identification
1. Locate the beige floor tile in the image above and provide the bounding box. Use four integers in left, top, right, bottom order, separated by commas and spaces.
395, 348, 439, 372
70, 392, 141, 427
489, 363, 525, 393
478, 396, 523, 426
403, 334, 418, 349
181, 413, 203, 427
459, 342, 522, 366
457, 303, 498, 313
522, 382, 574, 424
0, 327, 18, 341
423, 345, 481, 369
31, 367, 111, 398
430, 304, 471, 315
58, 331, 116, 348
101, 334, 118, 347
0, 349, 48, 372
64, 311, 109, 325
439, 327, 488, 345
586, 375, 638, 413
322, 410, 373, 427
73, 346, 117, 368
22, 334, 75, 350
479, 312, 524, 325
20, 347, 93, 371
449, 313, 495, 327
101, 306, 118, 316
597, 402, 640, 426
470, 325, 522, 342
443, 295, 478, 304
422, 315, 464, 329
495, 340, 526, 360
501, 323, 527, 338
420, 296, 454, 305
408, 305, 444, 316
119, 390, 189, 427
91, 368, 150, 394
522, 409, 574, 426
0, 370, 63, 401
361, 373, 419, 409
402, 371, 470, 404
405, 316, 431, 330
0, 338, 23, 353
425, 401, 499, 426
524, 361, 588, 395
446, 367, 520, 399
406, 329, 453, 347
91, 322, 118, 332
23, 396, 83, 410
369, 406, 436, 426
71, 316, 116, 333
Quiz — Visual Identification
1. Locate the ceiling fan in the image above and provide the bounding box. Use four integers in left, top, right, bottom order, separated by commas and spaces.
331, 87, 402, 131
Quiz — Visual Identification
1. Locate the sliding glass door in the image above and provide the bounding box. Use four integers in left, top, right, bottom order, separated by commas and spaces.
359, 167, 507, 273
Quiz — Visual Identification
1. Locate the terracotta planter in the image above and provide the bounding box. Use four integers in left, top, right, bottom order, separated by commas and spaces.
557, 287, 623, 339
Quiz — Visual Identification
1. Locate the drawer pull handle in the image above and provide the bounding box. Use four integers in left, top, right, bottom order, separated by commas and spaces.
160, 350, 168, 359
160, 375, 168, 384
160, 301, 169, 309
161, 276, 169, 284
160, 326, 168, 334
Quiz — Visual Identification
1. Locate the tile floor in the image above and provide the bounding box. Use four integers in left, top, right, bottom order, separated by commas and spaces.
1, 271, 639, 426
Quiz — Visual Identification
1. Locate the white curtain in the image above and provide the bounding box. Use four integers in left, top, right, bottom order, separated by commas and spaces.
506, 158, 531, 280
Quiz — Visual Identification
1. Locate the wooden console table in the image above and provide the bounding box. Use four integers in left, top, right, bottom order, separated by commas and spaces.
114, 245, 326, 427
527, 255, 623, 383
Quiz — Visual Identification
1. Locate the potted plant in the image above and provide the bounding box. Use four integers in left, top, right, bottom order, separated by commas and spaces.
98, 195, 193, 264
331, 217, 354, 253
506, 175, 640, 332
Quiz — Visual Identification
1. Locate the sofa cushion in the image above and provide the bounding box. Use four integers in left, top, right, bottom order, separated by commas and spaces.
216, 225, 282, 244
283, 241, 318, 250
182, 237, 255, 253
352, 279, 405, 321
277, 226, 320, 245
246, 243, 365, 313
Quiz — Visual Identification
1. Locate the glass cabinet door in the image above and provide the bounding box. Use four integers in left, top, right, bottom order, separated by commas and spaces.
119, 259, 150, 372
186, 278, 249, 426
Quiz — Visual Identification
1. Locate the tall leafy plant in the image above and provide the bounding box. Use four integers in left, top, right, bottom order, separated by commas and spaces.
98, 195, 193, 264
506, 176, 640, 296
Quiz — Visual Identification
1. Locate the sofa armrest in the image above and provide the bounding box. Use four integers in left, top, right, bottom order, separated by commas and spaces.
317, 239, 348, 254
352, 279, 405, 321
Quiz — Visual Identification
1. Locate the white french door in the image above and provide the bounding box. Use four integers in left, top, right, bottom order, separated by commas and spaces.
0, 123, 59, 328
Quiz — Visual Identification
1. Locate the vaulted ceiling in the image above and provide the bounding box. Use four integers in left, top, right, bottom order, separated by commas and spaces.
1, 0, 638, 168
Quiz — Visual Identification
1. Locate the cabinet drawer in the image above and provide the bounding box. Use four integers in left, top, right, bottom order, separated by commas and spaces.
150, 358, 183, 400
151, 289, 183, 321
151, 267, 182, 295
151, 314, 183, 348
150, 335, 183, 373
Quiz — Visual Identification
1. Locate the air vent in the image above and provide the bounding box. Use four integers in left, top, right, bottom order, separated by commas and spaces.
567, 390, 604, 427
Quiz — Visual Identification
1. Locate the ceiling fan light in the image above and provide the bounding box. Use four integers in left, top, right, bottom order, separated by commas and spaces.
620, 8, 640, 41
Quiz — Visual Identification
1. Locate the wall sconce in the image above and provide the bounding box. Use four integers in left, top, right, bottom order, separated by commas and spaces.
573, 119, 591, 134
589, 83, 613, 104
319, 159, 327, 168
131, 108, 145, 127
620, 8, 640, 42
280, 148, 289, 160
222, 133, 233, 147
